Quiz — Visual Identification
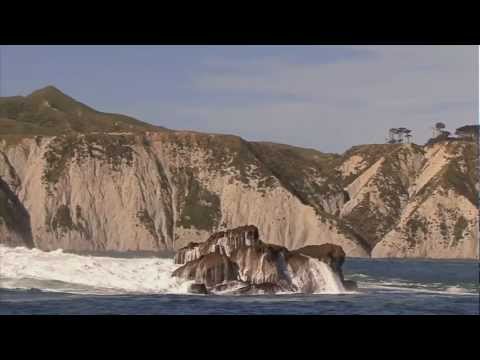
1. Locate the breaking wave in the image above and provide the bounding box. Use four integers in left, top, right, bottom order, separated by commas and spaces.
2, 245, 475, 298
0, 245, 347, 295
294, 258, 346, 294
0, 245, 192, 295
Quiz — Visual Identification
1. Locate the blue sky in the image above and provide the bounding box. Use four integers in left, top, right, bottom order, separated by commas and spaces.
1, 45, 477, 153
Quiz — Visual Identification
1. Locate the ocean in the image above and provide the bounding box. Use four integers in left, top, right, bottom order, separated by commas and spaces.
0, 245, 478, 315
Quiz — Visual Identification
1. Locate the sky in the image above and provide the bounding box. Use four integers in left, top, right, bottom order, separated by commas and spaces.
0, 45, 477, 153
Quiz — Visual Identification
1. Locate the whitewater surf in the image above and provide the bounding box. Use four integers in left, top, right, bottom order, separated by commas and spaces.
0, 245, 193, 295
0, 245, 347, 296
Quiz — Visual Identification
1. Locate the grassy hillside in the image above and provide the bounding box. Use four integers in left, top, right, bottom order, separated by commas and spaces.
0, 86, 167, 136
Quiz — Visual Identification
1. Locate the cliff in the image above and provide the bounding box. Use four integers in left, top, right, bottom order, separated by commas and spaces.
0, 131, 368, 256
0, 86, 477, 258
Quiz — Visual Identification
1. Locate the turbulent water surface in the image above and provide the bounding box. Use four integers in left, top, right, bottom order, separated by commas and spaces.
0, 245, 478, 315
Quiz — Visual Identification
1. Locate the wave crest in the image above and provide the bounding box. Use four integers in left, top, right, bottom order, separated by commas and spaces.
0, 245, 191, 295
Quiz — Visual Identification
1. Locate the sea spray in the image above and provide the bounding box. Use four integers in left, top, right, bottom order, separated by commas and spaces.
0, 244, 348, 295
311, 260, 346, 293
0, 245, 192, 295
287, 258, 346, 294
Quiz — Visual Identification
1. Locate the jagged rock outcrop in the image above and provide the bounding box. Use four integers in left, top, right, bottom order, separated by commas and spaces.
230, 242, 294, 290
174, 225, 260, 264
172, 251, 240, 288
172, 225, 352, 294
188, 283, 208, 294
0, 86, 477, 258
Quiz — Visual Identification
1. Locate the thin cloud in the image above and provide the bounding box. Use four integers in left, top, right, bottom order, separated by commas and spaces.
184, 45, 477, 153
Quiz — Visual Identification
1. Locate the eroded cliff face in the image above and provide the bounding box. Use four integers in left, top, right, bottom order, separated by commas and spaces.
0, 133, 477, 258
0, 132, 478, 258
371, 142, 479, 258
340, 144, 426, 249
0, 87, 477, 258
0, 132, 368, 256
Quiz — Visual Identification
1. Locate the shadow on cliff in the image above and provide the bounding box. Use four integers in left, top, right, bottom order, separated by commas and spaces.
0, 177, 34, 248
246, 142, 372, 254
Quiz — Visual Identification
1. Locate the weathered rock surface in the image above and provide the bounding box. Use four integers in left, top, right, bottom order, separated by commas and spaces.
172, 225, 353, 294
174, 225, 261, 264
188, 283, 208, 294
371, 142, 479, 258
172, 252, 240, 288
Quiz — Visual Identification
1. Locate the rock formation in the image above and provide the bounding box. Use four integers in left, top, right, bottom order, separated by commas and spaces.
174, 225, 261, 264
172, 225, 352, 294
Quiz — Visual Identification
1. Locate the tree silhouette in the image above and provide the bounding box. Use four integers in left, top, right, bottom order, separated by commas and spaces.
386, 127, 413, 144
455, 125, 479, 139
404, 129, 412, 143
387, 128, 397, 143
432, 122, 446, 138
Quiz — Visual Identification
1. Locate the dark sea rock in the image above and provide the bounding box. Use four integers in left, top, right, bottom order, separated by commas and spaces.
188, 283, 208, 294
172, 225, 354, 295
343, 280, 358, 291
235, 283, 285, 295
211, 281, 285, 295
285, 252, 310, 272
172, 251, 239, 288
211, 281, 248, 293
230, 242, 291, 286
174, 225, 260, 264
174, 242, 201, 264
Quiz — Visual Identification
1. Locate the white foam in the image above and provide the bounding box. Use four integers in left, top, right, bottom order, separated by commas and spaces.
0, 245, 192, 295
0, 245, 351, 296
445, 285, 474, 295
309, 260, 346, 294
360, 281, 477, 296
289, 258, 347, 294
351, 273, 370, 278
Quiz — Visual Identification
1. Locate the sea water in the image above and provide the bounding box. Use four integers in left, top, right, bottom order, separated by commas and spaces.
0, 245, 478, 315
